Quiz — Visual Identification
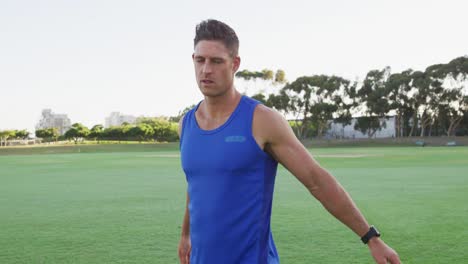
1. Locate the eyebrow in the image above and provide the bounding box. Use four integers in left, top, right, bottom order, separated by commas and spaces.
194, 55, 226, 61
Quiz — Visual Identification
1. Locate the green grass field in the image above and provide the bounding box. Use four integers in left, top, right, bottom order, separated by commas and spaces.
1, 144, 467, 263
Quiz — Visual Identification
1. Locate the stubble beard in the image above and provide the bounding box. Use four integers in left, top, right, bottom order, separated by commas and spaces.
198, 81, 233, 99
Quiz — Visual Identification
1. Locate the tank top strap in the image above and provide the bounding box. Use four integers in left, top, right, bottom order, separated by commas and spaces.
180, 101, 201, 147
234, 96, 261, 135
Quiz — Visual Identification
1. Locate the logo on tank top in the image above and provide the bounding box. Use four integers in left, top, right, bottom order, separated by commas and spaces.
225, 135, 246, 143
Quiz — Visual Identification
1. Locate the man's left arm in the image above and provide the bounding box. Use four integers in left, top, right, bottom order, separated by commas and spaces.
253, 106, 400, 264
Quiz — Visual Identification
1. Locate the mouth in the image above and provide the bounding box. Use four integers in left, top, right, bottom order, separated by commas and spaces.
201, 79, 214, 85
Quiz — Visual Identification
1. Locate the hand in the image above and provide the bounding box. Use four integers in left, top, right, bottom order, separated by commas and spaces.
178, 235, 191, 264
367, 238, 400, 264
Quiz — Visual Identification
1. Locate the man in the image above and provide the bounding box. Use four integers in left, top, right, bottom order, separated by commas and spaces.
178, 19, 401, 264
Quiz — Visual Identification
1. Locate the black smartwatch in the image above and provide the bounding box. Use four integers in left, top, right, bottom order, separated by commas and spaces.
361, 226, 381, 244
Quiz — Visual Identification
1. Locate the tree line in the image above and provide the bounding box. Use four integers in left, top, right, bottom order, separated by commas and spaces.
236, 56, 468, 138
2, 56, 467, 145
1, 106, 194, 146
56, 117, 179, 144
0, 117, 179, 146
0, 130, 30, 146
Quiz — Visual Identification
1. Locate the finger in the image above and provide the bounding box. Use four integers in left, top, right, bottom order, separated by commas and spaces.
178, 250, 187, 264
388, 254, 401, 264
374, 257, 386, 264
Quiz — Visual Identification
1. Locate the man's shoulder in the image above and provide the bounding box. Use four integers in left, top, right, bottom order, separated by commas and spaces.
253, 104, 290, 142
253, 104, 283, 123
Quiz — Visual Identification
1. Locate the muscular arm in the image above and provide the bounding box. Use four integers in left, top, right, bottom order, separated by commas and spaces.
178, 116, 191, 264
253, 105, 400, 264
181, 192, 190, 237
253, 106, 368, 235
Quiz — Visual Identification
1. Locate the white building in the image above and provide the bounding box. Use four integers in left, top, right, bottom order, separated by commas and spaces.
326, 116, 396, 139
36, 109, 72, 135
105, 112, 137, 128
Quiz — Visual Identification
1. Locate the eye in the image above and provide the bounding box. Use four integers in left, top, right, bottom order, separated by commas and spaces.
195, 57, 204, 63
212, 59, 223, 64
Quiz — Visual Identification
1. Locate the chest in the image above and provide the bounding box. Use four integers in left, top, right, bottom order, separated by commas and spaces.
194, 112, 231, 131
180, 129, 265, 176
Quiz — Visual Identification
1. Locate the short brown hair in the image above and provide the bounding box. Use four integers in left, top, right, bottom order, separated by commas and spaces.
194, 19, 239, 57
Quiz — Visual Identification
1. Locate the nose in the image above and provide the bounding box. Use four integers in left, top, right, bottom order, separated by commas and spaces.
202, 62, 212, 74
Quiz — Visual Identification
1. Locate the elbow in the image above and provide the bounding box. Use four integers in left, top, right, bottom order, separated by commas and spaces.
304, 169, 340, 201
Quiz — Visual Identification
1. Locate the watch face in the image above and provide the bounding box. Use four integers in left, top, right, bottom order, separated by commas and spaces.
371, 226, 381, 236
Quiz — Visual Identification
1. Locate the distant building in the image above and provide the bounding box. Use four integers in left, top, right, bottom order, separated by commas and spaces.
36, 109, 72, 135
326, 116, 396, 139
105, 112, 137, 128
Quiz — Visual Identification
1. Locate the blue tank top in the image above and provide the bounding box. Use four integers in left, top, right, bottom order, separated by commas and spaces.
180, 95, 280, 264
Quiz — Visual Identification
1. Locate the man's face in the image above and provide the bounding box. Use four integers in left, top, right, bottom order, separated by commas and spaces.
192, 40, 240, 97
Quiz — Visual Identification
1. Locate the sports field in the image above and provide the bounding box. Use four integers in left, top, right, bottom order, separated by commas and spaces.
0, 144, 467, 263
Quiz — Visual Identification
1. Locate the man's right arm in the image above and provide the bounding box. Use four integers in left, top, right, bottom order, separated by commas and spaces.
180, 193, 190, 237
178, 193, 191, 264
177, 115, 191, 264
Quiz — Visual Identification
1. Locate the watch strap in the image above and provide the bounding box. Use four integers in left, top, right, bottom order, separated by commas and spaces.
361, 226, 381, 244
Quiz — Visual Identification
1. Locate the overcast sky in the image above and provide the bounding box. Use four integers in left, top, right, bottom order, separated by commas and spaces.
1, 0, 467, 132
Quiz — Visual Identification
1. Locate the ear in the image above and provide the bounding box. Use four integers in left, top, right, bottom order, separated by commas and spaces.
233, 56, 241, 72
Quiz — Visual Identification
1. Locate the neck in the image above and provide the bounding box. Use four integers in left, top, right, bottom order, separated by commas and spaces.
202, 88, 241, 119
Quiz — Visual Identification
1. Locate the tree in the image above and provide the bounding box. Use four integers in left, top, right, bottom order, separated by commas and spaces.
235, 69, 264, 94
15, 130, 30, 139
282, 75, 351, 138
35, 129, 46, 139
262, 69, 274, 81
8, 130, 18, 140
236, 68, 286, 95
281, 76, 313, 138
121, 123, 133, 139
0, 130, 15, 146
35, 128, 59, 143
235, 69, 266, 81
251, 93, 267, 104
170, 105, 196, 123
153, 119, 178, 142
64, 123, 90, 144
265, 90, 290, 115
128, 124, 154, 142
457, 106, 468, 135
88, 124, 104, 143
275, 69, 286, 84
426, 56, 468, 136
137, 117, 179, 142
355, 68, 392, 137
139, 123, 155, 141
437, 88, 466, 136
386, 69, 414, 137
310, 102, 337, 137
102, 126, 124, 142
413, 64, 449, 137
330, 79, 357, 138
251, 87, 290, 113
354, 116, 383, 138
0, 129, 30, 146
